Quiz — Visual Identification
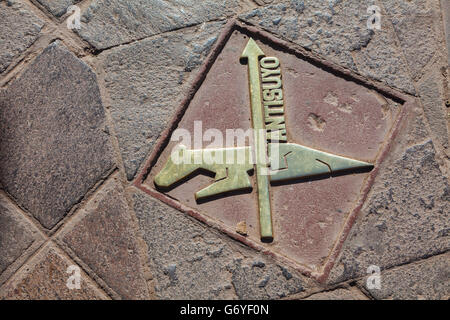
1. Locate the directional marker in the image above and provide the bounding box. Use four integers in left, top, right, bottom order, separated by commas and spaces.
241, 38, 273, 242
153, 36, 375, 243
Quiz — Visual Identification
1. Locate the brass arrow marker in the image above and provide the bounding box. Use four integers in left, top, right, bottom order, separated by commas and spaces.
153, 37, 375, 244
240, 38, 273, 242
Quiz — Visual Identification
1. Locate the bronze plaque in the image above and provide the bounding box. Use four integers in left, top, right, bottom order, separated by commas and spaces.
135, 21, 413, 281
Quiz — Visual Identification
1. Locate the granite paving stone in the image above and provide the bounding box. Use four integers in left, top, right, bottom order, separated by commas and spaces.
78, 0, 247, 50
0, 41, 114, 229
304, 287, 368, 300
58, 176, 149, 299
418, 69, 449, 149
36, 0, 81, 18
132, 188, 318, 299
0, 193, 44, 280
240, 0, 415, 94
0, 0, 44, 74
358, 252, 450, 300
101, 21, 226, 180
381, 0, 441, 79
328, 139, 449, 284
441, 0, 450, 65
0, 244, 108, 300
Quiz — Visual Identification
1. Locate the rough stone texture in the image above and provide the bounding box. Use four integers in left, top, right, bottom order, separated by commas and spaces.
0, 193, 43, 276
359, 253, 450, 300
132, 189, 317, 299
0, 0, 44, 74
36, 0, 81, 17
328, 139, 450, 284
442, 0, 450, 65
58, 176, 149, 299
418, 69, 449, 149
0, 245, 108, 300
0, 41, 114, 229
351, 19, 416, 95
78, 0, 245, 50
240, 0, 415, 93
381, 0, 440, 79
102, 22, 225, 180
304, 287, 367, 300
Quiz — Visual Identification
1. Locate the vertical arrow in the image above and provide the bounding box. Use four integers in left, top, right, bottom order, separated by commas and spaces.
241, 38, 273, 242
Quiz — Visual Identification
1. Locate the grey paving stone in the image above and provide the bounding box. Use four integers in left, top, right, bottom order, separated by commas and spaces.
328, 139, 450, 284
0, 193, 43, 276
359, 253, 450, 300
351, 20, 416, 95
78, 0, 245, 50
131, 188, 317, 299
381, 0, 440, 79
418, 69, 449, 149
36, 0, 81, 17
442, 0, 450, 65
240, 0, 415, 94
0, 0, 44, 74
58, 177, 149, 299
0, 41, 114, 229
304, 287, 367, 300
101, 21, 225, 180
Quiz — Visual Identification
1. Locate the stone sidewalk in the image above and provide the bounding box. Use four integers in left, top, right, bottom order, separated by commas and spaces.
0, 0, 449, 300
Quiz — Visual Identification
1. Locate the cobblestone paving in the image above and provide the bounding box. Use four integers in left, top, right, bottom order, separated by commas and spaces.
0, 0, 449, 299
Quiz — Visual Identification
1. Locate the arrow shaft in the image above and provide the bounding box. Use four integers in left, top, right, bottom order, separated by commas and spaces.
246, 55, 273, 241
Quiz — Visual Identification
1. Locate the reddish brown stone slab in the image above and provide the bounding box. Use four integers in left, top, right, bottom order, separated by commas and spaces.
135, 20, 414, 281
57, 176, 149, 299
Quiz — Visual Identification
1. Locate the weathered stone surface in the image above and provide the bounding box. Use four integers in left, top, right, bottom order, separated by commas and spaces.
132, 189, 316, 299
0, 245, 108, 300
0, 0, 44, 74
381, 0, 439, 79
0, 193, 44, 277
58, 176, 149, 299
329, 139, 450, 284
351, 21, 416, 95
304, 287, 367, 300
418, 69, 449, 149
359, 253, 450, 300
442, 0, 450, 65
36, 0, 80, 17
240, 0, 415, 93
78, 0, 245, 50
102, 22, 225, 180
254, 0, 277, 5
0, 42, 114, 229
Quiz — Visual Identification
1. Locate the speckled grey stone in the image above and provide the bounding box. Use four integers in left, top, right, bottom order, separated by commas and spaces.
0, 0, 44, 74
304, 287, 367, 300
0, 42, 114, 229
442, 0, 450, 65
240, 0, 415, 94
101, 21, 225, 180
381, 0, 440, 79
328, 140, 450, 284
418, 69, 449, 149
0, 194, 43, 276
36, 0, 81, 17
132, 188, 316, 299
78, 0, 245, 50
359, 253, 450, 300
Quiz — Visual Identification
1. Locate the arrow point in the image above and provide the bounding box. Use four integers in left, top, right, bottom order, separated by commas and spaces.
240, 37, 265, 61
